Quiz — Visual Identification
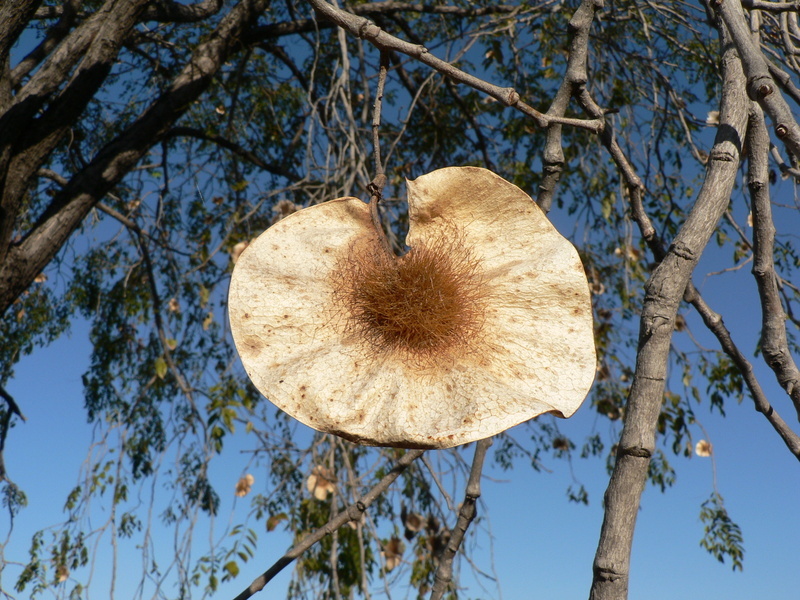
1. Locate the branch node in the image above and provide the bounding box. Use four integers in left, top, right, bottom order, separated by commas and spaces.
357, 19, 380, 42
757, 83, 774, 98
504, 89, 520, 106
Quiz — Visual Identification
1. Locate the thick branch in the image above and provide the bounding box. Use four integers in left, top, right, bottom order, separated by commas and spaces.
1, 0, 150, 269
537, 0, 604, 212
0, 0, 269, 316
9, 0, 82, 88
141, 0, 224, 22
232, 449, 424, 600
589, 34, 749, 600
0, 0, 42, 68
714, 0, 800, 158
749, 103, 800, 419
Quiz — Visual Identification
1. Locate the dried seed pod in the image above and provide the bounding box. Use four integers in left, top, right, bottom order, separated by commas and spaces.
228, 167, 595, 448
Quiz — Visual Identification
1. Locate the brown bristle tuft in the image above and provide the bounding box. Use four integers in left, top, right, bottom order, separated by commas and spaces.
332, 225, 489, 368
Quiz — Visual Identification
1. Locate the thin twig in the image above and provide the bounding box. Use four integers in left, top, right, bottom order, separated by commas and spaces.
368, 50, 393, 257
232, 449, 424, 600
683, 283, 800, 458
371, 51, 389, 182
305, 0, 604, 134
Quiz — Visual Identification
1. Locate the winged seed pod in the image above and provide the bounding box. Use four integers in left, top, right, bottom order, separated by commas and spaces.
228, 166, 595, 449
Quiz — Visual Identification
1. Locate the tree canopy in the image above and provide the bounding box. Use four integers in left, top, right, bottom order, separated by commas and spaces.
2, 0, 800, 598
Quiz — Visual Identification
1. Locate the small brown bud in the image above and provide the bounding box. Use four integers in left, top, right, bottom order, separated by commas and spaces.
757, 84, 773, 98
776, 124, 789, 138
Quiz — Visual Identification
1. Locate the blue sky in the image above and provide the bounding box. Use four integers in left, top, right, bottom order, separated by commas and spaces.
4, 260, 800, 600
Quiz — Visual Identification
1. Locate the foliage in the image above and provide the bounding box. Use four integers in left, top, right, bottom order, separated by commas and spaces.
699, 492, 744, 571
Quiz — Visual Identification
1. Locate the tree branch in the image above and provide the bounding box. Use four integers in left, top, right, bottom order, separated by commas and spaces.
0, 0, 269, 316
304, 0, 604, 134
749, 102, 800, 420
141, 0, 224, 23
232, 449, 425, 600
9, 0, 82, 89
537, 0, 604, 212
429, 437, 491, 600
714, 0, 800, 159
0, 0, 41, 70
589, 31, 749, 600
1, 0, 149, 270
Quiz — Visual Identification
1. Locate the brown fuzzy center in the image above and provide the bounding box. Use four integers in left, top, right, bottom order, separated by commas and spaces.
334, 228, 487, 365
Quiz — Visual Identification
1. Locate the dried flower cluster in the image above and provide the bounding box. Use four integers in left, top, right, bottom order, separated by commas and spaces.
235, 473, 254, 497
306, 465, 336, 500
695, 440, 713, 457
332, 224, 488, 368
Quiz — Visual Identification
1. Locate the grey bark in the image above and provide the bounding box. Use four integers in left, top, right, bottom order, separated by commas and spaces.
588, 32, 750, 600
0, 0, 270, 314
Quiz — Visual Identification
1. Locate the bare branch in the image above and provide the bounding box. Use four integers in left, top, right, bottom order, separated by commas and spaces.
714, 0, 800, 158
368, 51, 393, 257
232, 449, 425, 600
141, 0, 224, 23
748, 103, 800, 420
430, 437, 492, 600
740, 0, 800, 12
537, 0, 604, 212
589, 30, 749, 600
304, 0, 604, 134
683, 282, 800, 458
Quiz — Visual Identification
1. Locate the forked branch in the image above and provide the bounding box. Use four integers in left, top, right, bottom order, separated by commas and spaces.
305, 0, 604, 134
589, 31, 749, 600
232, 449, 424, 600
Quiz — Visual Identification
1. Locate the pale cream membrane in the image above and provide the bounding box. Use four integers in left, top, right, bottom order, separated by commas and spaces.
228, 166, 596, 448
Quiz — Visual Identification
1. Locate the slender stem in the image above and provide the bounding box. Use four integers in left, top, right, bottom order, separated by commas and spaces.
232, 449, 424, 600
371, 51, 389, 181
368, 50, 394, 257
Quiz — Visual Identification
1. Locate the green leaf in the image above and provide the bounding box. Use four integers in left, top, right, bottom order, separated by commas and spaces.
223, 560, 239, 577
154, 357, 167, 380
